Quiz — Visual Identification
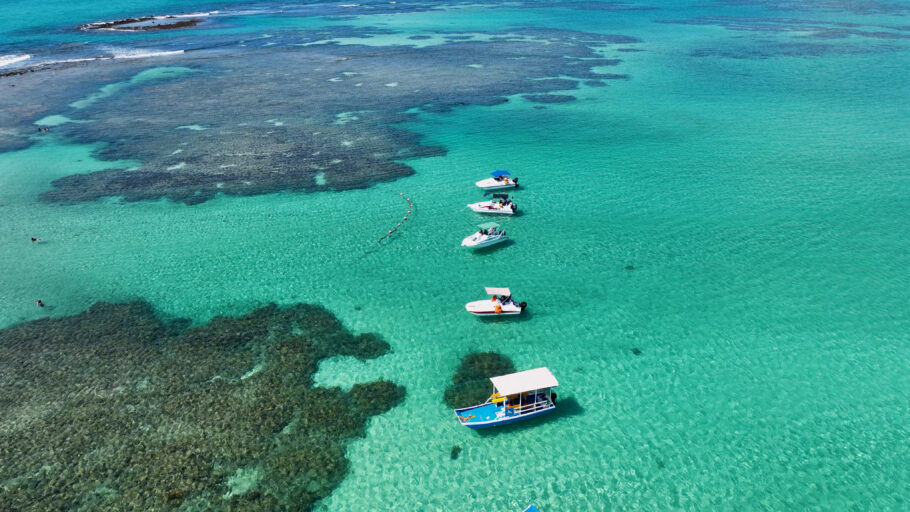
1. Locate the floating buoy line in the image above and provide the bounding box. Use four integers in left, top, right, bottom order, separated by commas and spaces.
378, 192, 413, 243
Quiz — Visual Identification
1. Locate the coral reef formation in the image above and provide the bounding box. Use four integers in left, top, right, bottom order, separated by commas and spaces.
78, 14, 206, 32
0, 301, 404, 511
523, 93, 577, 104
9, 26, 638, 204
443, 351, 516, 409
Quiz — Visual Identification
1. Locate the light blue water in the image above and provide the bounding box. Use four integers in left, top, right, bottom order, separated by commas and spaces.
1, 1, 908, 510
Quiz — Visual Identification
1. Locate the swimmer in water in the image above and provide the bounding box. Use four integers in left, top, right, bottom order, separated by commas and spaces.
35, 300, 45, 307
30, 237, 43, 242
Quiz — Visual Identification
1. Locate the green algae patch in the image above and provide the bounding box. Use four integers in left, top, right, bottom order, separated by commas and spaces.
0, 301, 405, 511
443, 351, 516, 409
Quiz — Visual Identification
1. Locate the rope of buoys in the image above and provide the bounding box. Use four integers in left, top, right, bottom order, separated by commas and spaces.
378, 192, 413, 242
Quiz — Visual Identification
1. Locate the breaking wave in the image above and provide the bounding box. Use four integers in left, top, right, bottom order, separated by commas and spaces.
0, 54, 30, 68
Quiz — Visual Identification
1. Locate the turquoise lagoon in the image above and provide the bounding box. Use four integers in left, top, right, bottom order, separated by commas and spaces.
1, 1, 908, 510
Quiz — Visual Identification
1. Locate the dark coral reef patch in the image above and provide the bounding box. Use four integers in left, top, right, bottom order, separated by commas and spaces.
443, 351, 516, 409
25, 27, 638, 204
523, 93, 577, 104
78, 14, 206, 32
0, 301, 404, 511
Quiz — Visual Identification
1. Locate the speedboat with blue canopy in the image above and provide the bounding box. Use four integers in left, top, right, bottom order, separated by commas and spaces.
461, 222, 508, 249
455, 367, 558, 429
475, 170, 519, 190
467, 193, 517, 215
465, 287, 526, 316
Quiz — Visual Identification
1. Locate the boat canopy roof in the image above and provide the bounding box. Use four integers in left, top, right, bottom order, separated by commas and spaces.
490, 367, 558, 396
478, 222, 500, 230
491, 170, 511, 177
484, 286, 511, 296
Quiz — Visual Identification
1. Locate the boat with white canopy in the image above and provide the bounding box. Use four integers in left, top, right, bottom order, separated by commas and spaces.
475, 170, 519, 190
465, 287, 526, 316
461, 222, 508, 249
455, 367, 558, 429
467, 193, 517, 215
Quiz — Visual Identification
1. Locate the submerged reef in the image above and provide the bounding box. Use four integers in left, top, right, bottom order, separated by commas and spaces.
0, 301, 404, 511
443, 351, 516, 408
523, 93, 577, 104
10, 26, 639, 204
657, 14, 909, 58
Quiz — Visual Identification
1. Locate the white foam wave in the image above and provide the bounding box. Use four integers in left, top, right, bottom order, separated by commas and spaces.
0, 54, 30, 68
22, 50, 184, 70
110, 49, 185, 60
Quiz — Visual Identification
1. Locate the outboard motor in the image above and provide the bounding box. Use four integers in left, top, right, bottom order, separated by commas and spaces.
511, 203, 517, 212
519, 301, 528, 310
513, 178, 519, 187
550, 392, 557, 403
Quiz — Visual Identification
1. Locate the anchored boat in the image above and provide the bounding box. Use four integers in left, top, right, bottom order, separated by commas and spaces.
475, 170, 519, 190
455, 367, 558, 429
461, 222, 508, 249
467, 193, 517, 215
465, 287, 526, 316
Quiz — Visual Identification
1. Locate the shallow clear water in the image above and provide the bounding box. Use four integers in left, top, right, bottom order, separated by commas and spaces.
1, 1, 908, 510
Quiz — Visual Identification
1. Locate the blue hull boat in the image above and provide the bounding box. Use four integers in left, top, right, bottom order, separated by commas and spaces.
454, 401, 555, 429
454, 367, 558, 429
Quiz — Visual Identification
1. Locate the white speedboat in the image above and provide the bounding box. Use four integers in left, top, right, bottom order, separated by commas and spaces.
475, 170, 519, 190
462, 222, 508, 249
465, 287, 526, 316
467, 194, 517, 215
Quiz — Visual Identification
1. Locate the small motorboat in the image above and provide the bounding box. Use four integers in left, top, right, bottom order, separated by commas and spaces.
461, 222, 508, 249
475, 170, 519, 190
455, 367, 558, 429
465, 287, 526, 316
467, 193, 517, 215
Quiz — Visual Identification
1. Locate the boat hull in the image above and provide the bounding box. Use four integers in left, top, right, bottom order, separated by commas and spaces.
475, 177, 517, 190
461, 233, 508, 248
465, 299, 523, 315
467, 202, 516, 215
454, 403, 555, 429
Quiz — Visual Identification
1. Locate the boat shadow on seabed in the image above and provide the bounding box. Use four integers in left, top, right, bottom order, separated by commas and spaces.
474, 397, 584, 437
473, 307, 535, 322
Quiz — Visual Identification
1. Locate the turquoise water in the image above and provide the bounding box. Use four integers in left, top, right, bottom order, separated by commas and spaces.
2, 1, 909, 510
